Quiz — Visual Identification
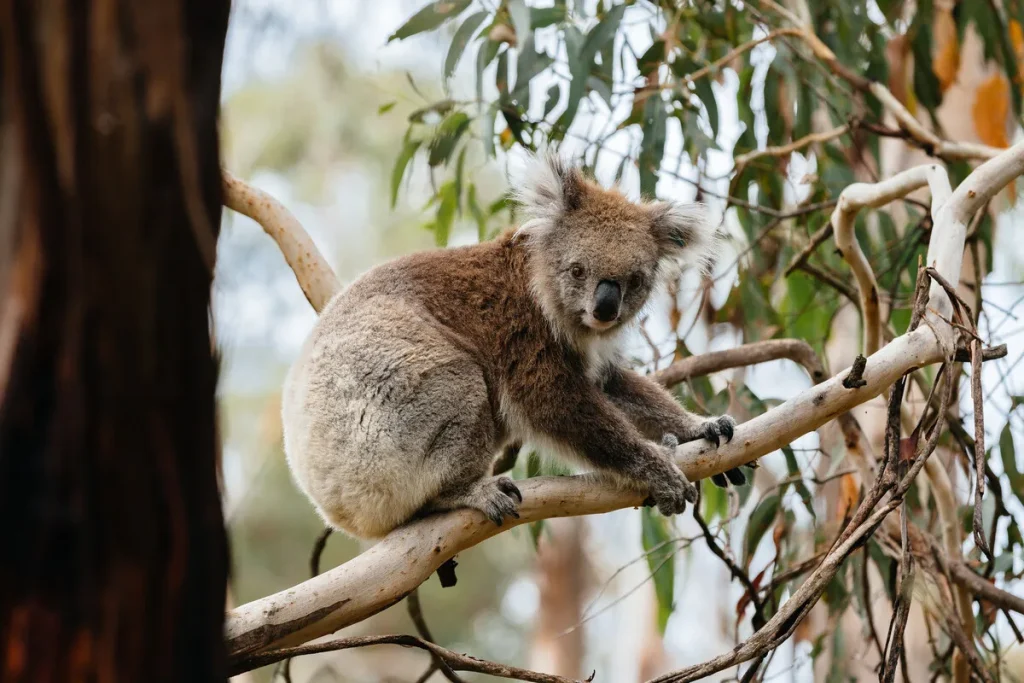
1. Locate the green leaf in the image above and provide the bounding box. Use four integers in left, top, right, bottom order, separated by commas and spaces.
542, 83, 561, 119
378, 101, 397, 115
468, 183, 488, 241
476, 40, 501, 104
638, 39, 665, 76
641, 508, 676, 633
434, 181, 459, 246
779, 271, 834, 351
743, 494, 780, 567
555, 4, 625, 135
409, 99, 455, 123
638, 94, 667, 196
444, 10, 489, 81
701, 478, 728, 521
508, 0, 531, 46
1000, 422, 1024, 492
428, 111, 471, 167
692, 77, 719, 140
390, 136, 421, 208
530, 5, 566, 29
513, 35, 554, 104
481, 104, 498, 158
389, 0, 472, 42
782, 446, 815, 518
910, 3, 943, 113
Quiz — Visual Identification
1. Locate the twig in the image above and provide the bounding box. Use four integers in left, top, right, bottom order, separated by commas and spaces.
842, 355, 868, 389
734, 123, 850, 170
693, 507, 767, 630
310, 527, 333, 578
229, 634, 589, 682
407, 588, 463, 683
653, 338, 825, 386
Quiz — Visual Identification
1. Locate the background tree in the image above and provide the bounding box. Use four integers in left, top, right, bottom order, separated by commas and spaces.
0, 1, 231, 681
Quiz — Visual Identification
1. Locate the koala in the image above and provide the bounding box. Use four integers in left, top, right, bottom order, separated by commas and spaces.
281, 153, 739, 539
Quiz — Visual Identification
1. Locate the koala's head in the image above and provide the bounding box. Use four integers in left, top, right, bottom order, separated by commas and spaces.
512, 153, 717, 339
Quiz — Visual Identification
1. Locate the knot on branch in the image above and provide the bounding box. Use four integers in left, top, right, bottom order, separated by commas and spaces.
842, 355, 868, 389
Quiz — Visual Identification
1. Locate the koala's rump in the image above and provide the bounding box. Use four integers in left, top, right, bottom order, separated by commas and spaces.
282, 294, 497, 538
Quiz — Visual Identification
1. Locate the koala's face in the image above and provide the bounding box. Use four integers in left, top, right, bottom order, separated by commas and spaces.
542, 198, 659, 332
514, 154, 714, 337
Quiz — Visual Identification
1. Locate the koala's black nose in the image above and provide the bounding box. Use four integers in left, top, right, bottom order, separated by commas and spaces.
593, 280, 621, 322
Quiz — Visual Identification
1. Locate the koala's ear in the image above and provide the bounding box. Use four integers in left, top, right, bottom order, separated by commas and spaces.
512, 152, 585, 238
647, 200, 717, 275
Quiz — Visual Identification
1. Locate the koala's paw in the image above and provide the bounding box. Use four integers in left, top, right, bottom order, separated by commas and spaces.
697, 415, 736, 448
643, 437, 698, 516
474, 476, 523, 527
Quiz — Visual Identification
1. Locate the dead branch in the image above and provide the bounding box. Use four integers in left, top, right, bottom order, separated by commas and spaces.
228, 634, 589, 683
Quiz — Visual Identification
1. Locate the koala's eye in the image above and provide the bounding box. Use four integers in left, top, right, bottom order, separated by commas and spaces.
629, 272, 645, 290
570, 264, 586, 280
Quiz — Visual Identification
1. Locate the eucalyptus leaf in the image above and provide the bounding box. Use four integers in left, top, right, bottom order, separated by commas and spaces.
388, 0, 471, 43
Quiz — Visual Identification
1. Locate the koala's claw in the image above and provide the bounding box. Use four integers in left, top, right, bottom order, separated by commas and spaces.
711, 466, 747, 489
480, 476, 522, 527
497, 476, 523, 503
699, 415, 736, 448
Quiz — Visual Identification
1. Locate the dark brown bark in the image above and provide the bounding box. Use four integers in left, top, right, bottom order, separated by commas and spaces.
0, 1, 230, 681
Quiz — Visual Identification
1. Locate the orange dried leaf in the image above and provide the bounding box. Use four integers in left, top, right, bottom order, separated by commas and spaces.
836, 473, 859, 521
973, 74, 1011, 149
933, 8, 960, 92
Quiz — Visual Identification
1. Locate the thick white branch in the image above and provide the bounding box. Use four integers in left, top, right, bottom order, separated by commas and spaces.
222, 170, 341, 313
832, 164, 950, 354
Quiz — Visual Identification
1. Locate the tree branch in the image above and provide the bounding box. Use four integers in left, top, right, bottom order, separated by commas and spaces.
229, 634, 589, 683
222, 170, 341, 313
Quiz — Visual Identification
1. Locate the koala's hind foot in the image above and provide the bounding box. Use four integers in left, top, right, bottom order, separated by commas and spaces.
427, 475, 523, 527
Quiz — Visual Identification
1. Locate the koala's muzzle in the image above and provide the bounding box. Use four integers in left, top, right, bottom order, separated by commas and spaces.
593, 280, 621, 322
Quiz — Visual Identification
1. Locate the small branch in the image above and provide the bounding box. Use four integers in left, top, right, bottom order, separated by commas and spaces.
222, 170, 341, 313
681, 28, 804, 88
653, 338, 826, 387
407, 588, 463, 683
693, 507, 767, 630
310, 527, 333, 578
783, 222, 833, 277
841, 355, 867, 389
229, 634, 589, 683
734, 123, 850, 170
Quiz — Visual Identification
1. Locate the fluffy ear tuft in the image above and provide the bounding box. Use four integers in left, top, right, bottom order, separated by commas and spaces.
511, 152, 584, 237
647, 201, 719, 276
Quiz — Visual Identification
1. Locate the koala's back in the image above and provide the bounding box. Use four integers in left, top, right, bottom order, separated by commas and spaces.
282, 243, 513, 538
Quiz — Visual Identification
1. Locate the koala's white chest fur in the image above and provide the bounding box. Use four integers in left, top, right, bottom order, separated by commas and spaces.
582, 327, 627, 384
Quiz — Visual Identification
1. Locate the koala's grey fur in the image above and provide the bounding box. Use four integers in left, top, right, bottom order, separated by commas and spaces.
281, 153, 736, 539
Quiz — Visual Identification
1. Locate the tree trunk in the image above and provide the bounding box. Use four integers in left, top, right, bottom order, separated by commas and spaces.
0, 1, 231, 681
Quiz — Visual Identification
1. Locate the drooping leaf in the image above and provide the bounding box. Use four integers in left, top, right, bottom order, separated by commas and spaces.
744, 494, 781, 568
507, 0, 531, 46
555, 4, 625, 136
692, 77, 719, 140
468, 183, 488, 241
1000, 422, 1024, 493
638, 94, 667, 196
390, 136, 421, 208
433, 180, 459, 246
542, 83, 561, 119
476, 39, 501, 104
641, 508, 676, 633
389, 0, 472, 43
444, 10, 489, 81
428, 111, 471, 166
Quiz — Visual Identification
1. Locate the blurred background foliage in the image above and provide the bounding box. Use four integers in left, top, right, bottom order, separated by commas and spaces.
218, 1, 1024, 681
